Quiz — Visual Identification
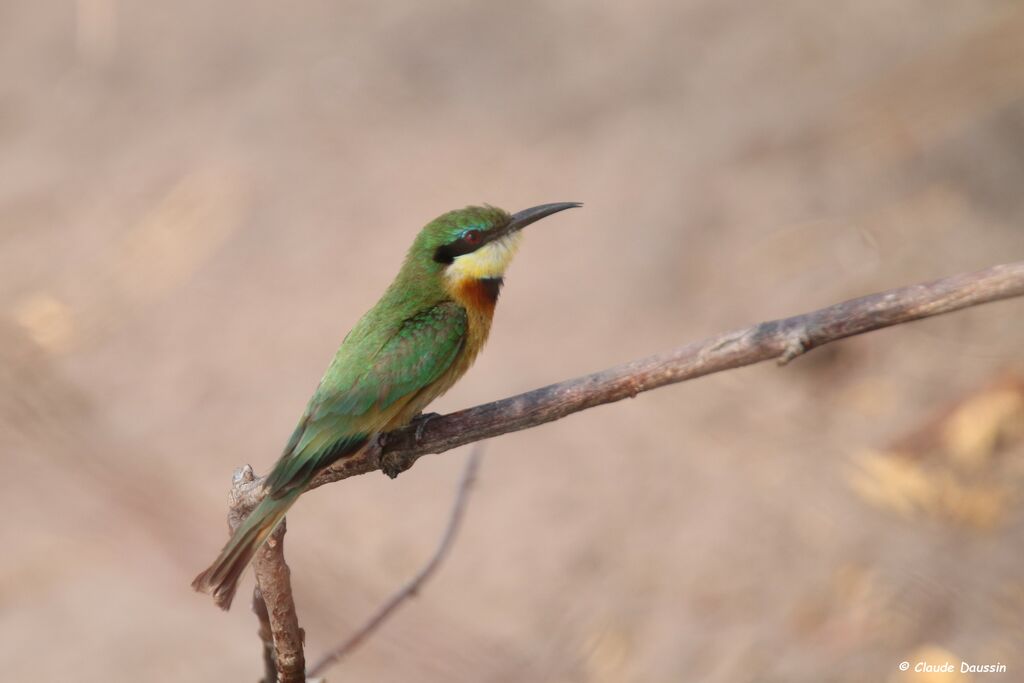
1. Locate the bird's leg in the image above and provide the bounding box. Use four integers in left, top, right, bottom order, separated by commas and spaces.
378, 412, 441, 479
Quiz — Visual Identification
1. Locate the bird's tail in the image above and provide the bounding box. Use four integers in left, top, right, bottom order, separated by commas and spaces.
191, 489, 300, 609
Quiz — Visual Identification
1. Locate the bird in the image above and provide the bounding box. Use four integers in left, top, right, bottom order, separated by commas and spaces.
192, 202, 581, 608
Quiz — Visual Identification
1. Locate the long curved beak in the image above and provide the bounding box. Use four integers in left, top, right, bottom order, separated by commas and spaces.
506, 202, 582, 233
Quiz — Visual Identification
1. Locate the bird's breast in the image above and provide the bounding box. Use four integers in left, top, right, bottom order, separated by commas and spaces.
448, 276, 502, 377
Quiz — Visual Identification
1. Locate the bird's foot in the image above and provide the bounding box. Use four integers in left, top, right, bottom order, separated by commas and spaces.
411, 411, 441, 443
378, 412, 439, 479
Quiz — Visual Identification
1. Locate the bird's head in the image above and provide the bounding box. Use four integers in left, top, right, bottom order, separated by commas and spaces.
409, 203, 581, 292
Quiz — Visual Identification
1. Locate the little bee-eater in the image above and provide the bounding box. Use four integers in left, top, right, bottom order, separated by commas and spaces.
192, 202, 580, 608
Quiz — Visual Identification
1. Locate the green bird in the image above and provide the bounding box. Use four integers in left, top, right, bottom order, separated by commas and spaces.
192, 202, 580, 608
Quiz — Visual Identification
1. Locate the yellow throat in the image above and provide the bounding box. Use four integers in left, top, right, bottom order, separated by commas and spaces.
444, 232, 523, 287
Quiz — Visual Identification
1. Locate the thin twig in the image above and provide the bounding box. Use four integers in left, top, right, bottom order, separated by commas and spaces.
307, 446, 485, 677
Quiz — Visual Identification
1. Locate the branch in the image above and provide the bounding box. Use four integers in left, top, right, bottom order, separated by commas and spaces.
305, 260, 1024, 486
225, 466, 305, 680
251, 520, 304, 682
217, 260, 1024, 678
307, 446, 484, 677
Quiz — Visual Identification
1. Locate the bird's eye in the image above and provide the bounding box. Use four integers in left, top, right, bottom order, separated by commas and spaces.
463, 230, 482, 245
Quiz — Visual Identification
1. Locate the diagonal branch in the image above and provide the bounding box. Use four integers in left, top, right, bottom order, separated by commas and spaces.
304, 260, 1024, 487
307, 446, 484, 677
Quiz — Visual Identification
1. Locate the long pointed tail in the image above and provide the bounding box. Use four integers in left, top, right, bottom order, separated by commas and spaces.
191, 490, 300, 610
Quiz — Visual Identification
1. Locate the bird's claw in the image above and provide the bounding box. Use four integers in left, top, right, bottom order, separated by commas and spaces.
411, 411, 441, 443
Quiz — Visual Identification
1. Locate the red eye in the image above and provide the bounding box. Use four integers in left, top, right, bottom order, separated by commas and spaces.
463, 230, 482, 245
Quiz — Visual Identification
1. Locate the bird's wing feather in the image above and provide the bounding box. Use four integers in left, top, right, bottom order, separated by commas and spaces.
264, 302, 468, 496
315, 301, 468, 418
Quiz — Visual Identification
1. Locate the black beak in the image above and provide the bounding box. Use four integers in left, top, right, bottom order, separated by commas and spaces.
505, 202, 582, 233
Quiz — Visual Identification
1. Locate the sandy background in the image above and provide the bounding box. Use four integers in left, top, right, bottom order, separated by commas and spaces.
3, 1, 1024, 681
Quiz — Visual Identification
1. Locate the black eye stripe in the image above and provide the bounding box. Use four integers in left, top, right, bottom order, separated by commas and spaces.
433, 244, 456, 264
432, 227, 500, 264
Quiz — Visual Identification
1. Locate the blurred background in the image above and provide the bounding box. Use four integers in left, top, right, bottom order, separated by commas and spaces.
2, 1, 1024, 681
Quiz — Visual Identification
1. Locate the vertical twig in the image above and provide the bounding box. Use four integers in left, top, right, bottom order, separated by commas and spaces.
251, 520, 305, 682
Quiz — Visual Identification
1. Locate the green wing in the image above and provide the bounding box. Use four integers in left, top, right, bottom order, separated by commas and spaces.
265, 302, 468, 496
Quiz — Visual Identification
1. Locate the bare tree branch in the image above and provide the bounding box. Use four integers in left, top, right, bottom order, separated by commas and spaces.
251, 519, 305, 682
214, 260, 1024, 679
305, 260, 1024, 485
307, 446, 484, 677
224, 466, 305, 680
